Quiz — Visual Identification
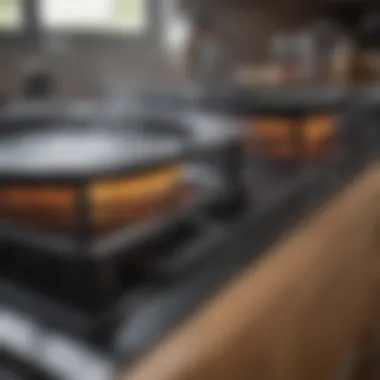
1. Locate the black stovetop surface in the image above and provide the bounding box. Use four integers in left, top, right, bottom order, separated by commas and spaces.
1, 151, 363, 379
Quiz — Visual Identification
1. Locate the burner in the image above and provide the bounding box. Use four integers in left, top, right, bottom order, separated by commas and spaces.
0, 117, 200, 314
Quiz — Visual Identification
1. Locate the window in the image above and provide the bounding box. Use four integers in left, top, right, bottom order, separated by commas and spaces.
0, 0, 23, 31
39, 0, 147, 35
164, 0, 190, 52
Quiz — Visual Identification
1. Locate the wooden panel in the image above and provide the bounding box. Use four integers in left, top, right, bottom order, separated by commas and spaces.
247, 116, 294, 158
0, 164, 182, 231
0, 187, 76, 229
89, 165, 181, 229
123, 163, 380, 380
247, 115, 336, 160
304, 115, 337, 158
89, 165, 180, 207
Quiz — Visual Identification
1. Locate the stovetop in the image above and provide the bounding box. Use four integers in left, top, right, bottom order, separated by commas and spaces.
1, 152, 359, 379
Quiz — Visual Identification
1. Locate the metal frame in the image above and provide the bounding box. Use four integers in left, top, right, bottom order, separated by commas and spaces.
0, 178, 191, 258
0, 121, 188, 259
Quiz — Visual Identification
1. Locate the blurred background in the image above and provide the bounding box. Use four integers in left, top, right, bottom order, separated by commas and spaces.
0, 0, 380, 101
